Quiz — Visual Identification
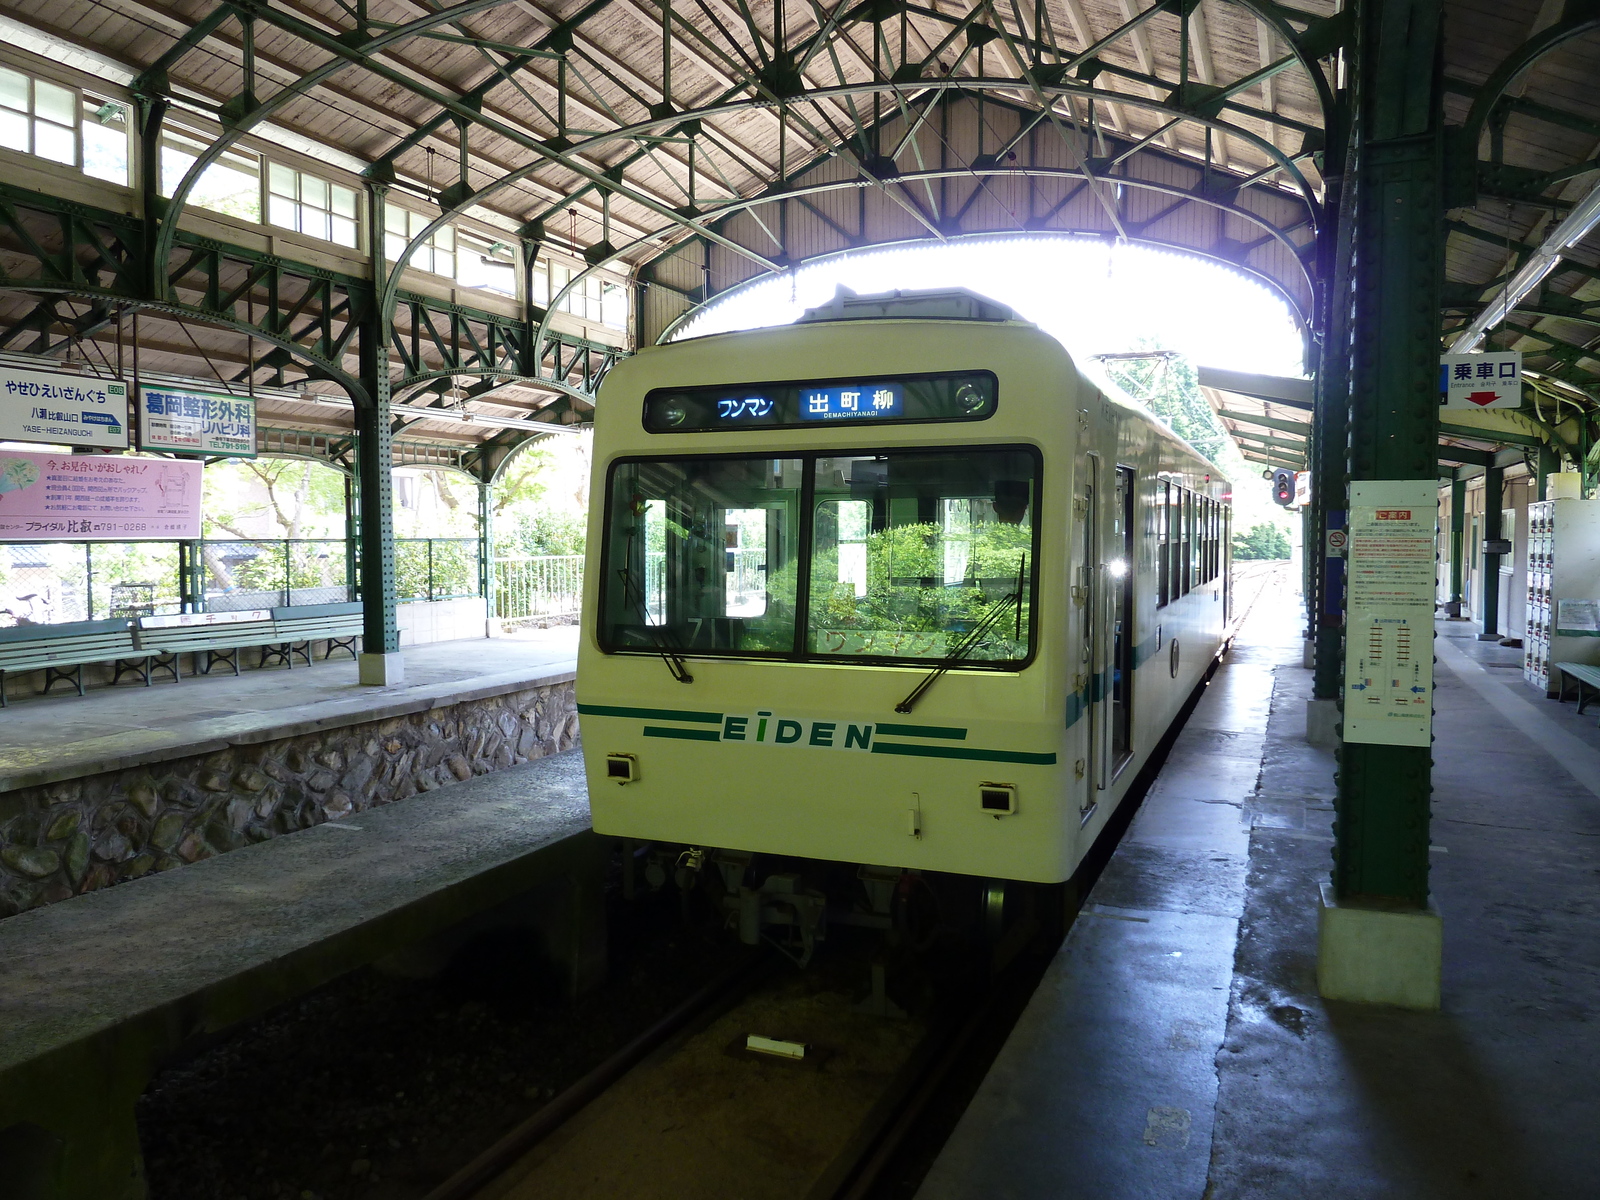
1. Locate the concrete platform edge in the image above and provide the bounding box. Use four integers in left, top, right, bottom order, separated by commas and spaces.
0, 666, 577, 793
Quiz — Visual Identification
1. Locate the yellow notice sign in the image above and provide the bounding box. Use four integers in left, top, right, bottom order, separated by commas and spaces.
1343, 480, 1438, 747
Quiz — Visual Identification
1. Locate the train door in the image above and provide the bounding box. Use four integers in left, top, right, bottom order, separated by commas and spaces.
1112, 467, 1135, 769
1078, 456, 1112, 818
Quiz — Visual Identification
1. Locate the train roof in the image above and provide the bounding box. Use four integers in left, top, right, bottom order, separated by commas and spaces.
797, 285, 1019, 325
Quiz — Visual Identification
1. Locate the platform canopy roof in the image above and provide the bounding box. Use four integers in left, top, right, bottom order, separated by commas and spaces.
0, 0, 1597, 474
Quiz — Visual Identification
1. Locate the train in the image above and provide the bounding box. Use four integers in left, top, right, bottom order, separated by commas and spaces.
576, 287, 1232, 960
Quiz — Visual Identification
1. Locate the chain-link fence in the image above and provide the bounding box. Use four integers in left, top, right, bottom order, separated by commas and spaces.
201, 539, 351, 611
495, 554, 583, 625
0, 537, 484, 627
395, 538, 480, 602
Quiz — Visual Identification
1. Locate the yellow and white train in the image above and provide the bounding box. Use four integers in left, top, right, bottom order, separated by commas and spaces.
577, 288, 1230, 928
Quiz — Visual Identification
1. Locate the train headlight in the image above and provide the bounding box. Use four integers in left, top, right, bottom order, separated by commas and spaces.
955, 382, 987, 414
1108, 558, 1128, 578
660, 398, 689, 426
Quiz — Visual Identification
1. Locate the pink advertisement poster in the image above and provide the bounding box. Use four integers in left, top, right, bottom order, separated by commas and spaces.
0, 451, 203, 540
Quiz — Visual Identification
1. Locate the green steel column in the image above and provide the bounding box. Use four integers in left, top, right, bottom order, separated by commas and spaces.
356, 183, 400, 660
1537, 442, 1558, 500
1479, 464, 1503, 639
1312, 116, 1355, 702
1335, 0, 1445, 908
1448, 472, 1465, 613
478, 480, 494, 620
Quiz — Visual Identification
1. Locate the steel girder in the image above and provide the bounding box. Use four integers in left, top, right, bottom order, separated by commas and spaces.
118, 0, 1341, 382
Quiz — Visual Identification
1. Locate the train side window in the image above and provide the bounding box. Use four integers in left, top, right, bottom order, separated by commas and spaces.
1156, 480, 1170, 608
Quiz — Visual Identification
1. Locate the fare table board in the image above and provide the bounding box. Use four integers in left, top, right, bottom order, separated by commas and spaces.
1342, 480, 1439, 747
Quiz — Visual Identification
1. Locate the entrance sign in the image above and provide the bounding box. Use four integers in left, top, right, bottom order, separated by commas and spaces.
1342, 480, 1438, 747
139, 387, 256, 458
0, 365, 129, 449
0, 450, 202, 540
1440, 351, 1521, 409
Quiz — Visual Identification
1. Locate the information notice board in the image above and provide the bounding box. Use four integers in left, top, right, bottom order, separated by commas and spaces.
1343, 480, 1439, 747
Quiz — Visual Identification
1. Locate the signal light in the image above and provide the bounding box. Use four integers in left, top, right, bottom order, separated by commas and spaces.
1272, 468, 1296, 507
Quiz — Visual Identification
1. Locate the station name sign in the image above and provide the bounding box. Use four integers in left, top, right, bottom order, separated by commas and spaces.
0, 365, 129, 449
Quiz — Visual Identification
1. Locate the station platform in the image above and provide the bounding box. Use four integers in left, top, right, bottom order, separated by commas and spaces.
919, 580, 1600, 1200
0, 627, 578, 793
0, 628, 580, 917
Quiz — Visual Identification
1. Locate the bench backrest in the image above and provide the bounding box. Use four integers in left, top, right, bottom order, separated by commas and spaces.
135, 620, 277, 650
0, 620, 136, 666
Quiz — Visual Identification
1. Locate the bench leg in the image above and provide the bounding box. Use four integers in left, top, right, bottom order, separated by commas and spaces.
1580, 682, 1594, 716
325, 635, 359, 661
40, 665, 84, 697
109, 657, 152, 687
290, 640, 312, 667
1, 1047, 150, 1200
259, 642, 292, 670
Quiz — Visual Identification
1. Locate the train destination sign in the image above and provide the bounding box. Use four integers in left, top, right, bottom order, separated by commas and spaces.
0, 365, 129, 449
644, 371, 994, 433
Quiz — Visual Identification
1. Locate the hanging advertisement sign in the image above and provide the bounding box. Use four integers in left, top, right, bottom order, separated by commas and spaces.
0, 451, 202, 540
1342, 480, 1439, 747
138, 386, 256, 458
1439, 351, 1522, 409
0, 365, 129, 449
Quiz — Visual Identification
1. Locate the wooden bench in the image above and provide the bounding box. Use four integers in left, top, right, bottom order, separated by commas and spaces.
0, 749, 603, 1200
133, 610, 276, 678
263, 601, 363, 668
1554, 662, 1600, 716
0, 620, 137, 707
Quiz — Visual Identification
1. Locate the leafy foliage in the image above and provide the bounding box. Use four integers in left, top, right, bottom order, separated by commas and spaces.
1233, 523, 1292, 560
1100, 342, 1226, 463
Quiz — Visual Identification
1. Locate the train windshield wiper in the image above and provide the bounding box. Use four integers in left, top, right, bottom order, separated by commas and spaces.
616, 565, 694, 684
895, 555, 1026, 714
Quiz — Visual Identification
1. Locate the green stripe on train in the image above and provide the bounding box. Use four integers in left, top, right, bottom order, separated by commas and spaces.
579, 703, 723, 724
871, 742, 1057, 765
873, 722, 967, 740
642, 725, 723, 742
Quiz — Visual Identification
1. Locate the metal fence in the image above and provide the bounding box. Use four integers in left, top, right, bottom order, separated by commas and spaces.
495, 554, 583, 624
0, 537, 482, 627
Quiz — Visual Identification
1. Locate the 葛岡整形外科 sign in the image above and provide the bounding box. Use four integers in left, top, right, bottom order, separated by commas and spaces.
0, 451, 202, 540
139, 387, 256, 457
0, 365, 129, 449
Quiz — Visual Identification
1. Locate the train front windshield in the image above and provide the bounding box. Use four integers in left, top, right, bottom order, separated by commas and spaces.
600, 448, 1039, 666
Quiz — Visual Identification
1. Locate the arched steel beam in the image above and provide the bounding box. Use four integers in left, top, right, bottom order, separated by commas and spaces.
531, 162, 1316, 373
1462, 12, 1600, 151
650, 228, 1314, 347
148, 0, 783, 342
388, 74, 1322, 339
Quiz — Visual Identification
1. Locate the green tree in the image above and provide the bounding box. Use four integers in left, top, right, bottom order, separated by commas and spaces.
1232, 523, 1291, 560
1100, 341, 1226, 463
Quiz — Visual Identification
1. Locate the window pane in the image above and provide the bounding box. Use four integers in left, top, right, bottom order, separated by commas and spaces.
34, 119, 74, 165
808, 450, 1036, 661
0, 67, 27, 113
306, 208, 331, 241
384, 231, 406, 264
531, 261, 549, 305
81, 99, 127, 184
300, 173, 328, 208
330, 185, 356, 218
34, 80, 75, 126
602, 457, 801, 654
433, 250, 453, 278
0, 109, 27, 152
433, 223, 453, 251
385, 208, 406, 235
268, 163, 296, 196
331, 214, 357, 248
268, 194, 297, 229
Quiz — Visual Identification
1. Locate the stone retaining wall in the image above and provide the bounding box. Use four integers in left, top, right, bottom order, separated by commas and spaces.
0, 679, 578, 917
